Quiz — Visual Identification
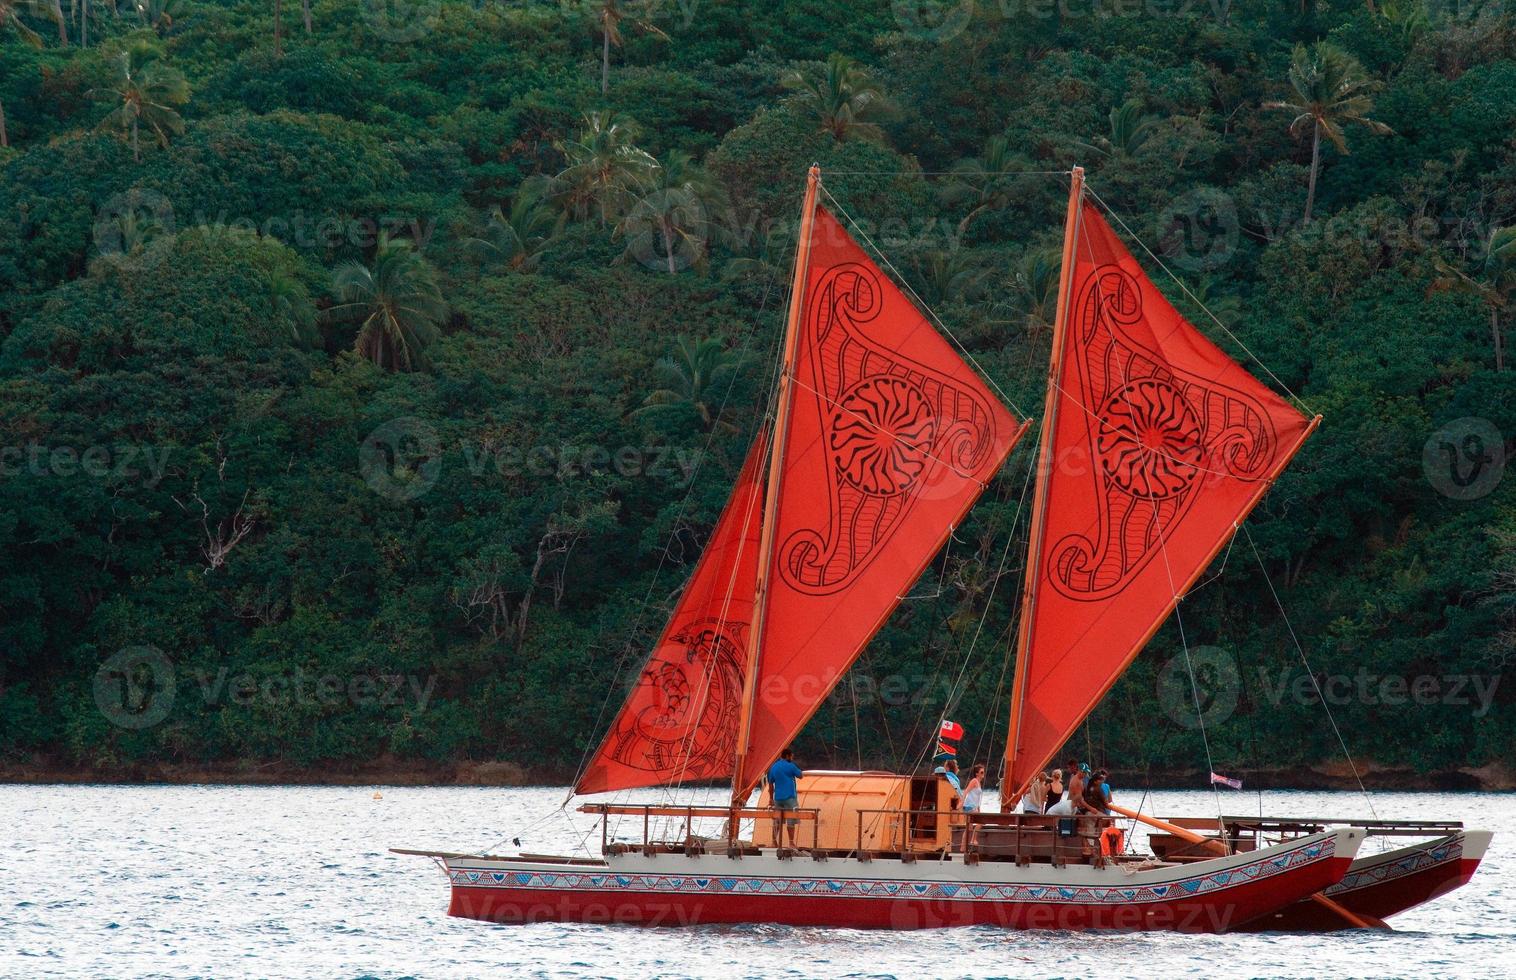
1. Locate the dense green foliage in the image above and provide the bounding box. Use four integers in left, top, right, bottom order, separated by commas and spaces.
1, 0, 1513, 784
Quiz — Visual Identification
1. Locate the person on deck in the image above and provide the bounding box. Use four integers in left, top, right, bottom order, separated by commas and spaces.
937, 759, 962, 799
1085, 768, 1113, 815
1044, 769, 1064, 812
1047, 761, 1088, 815
961, 764, 986, 852
767, 748, 804, 849
962, 764, 985, 813
1020, 771, 1048, 815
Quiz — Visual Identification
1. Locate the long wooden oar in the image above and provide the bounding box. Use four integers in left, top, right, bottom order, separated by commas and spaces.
1107, 803, 1387, 930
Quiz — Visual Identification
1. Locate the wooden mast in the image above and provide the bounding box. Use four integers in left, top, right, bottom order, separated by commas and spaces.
730, 165, 821, 821
1002, 166, 1084, 798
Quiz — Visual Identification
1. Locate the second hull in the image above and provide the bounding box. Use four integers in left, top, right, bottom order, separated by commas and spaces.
442, 829, 1360, 933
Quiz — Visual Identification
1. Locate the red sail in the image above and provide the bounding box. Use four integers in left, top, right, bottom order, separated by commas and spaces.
735, 205, 1027, 795
1004, 203, 1316, 794
574, 429, 768, 795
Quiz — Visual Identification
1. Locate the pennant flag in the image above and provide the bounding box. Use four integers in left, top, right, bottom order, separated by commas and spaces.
1211, 771, 1244, 790
936, 719, 965, 758
1004, 202, 1315, 796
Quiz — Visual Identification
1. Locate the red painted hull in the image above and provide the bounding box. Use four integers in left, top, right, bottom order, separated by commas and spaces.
1241, 834, 1486, 932
446, 854, 1353, 933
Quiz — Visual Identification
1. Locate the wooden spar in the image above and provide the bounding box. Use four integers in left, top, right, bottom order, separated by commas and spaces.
1107, 802, 1386, 930
730, 164, 821, 820
1003, 165, 1084, 797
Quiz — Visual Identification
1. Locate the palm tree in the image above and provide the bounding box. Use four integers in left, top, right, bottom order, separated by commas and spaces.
90, 43, 189, 162
593, 0, 667, 96
1264, 42, 1392, 224
910, 249, 985, 307
269, 269, 317, 347
326, 234, 448, 372
942, 135, 1034, 235
616, 150, 728, 274
273, 0, 282, 56
132, 0, 173, 33
781, 53, 891, 143
1432, 226, 1516, 371
634, 336, 751, 433
552, 111, 657, 225
0, 0, 55, 148
466, 178, 562, 272
1001, 248, 1061, 340
1080, 99, 1158, 158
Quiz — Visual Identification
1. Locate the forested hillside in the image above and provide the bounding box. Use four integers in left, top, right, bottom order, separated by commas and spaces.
1, 0, 1513, 786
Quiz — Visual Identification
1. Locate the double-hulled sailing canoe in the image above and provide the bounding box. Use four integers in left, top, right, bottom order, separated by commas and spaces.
399, 165, 1490, 932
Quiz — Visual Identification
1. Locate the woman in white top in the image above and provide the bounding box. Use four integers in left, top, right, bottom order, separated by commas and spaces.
960, 764, 986, 853
962, 764, 985, 812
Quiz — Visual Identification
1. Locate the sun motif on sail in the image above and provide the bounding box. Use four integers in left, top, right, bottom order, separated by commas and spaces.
1049, 266, 1279, 601
606, 618, 745, 778
778, 261, 998, 596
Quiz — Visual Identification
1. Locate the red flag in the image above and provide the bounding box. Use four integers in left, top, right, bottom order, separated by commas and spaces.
1005, 203, 1315, 795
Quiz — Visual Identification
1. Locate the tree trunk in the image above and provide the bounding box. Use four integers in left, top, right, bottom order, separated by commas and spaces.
274, 0, 283, 56
0, 99, 8, 149
1303, 119, 1321, 225
601, 26, 611, 95
1493, 307, 1506, 372
302, 0, 311, 32
53, 0, 68, 44
81, 0, 89, 47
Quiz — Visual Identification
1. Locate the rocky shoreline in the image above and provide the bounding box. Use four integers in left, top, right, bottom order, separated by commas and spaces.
2, 757, 1511, 791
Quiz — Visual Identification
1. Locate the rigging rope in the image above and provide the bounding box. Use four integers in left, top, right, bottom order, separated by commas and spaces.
1241, 523, 1378, 819
1081, 183, 1315, 418
817, 182, 1031, 423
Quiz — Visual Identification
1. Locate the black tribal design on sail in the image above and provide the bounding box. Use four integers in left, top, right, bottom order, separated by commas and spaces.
605, 618, 745, 778
778, 262, 999, 596
1048, 265, 1280, 602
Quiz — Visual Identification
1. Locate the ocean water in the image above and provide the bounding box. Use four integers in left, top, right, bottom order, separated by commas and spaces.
0, 785, 1508, 978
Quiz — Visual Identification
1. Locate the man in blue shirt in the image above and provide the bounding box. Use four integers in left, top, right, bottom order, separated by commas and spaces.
767, 748, 804, 849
